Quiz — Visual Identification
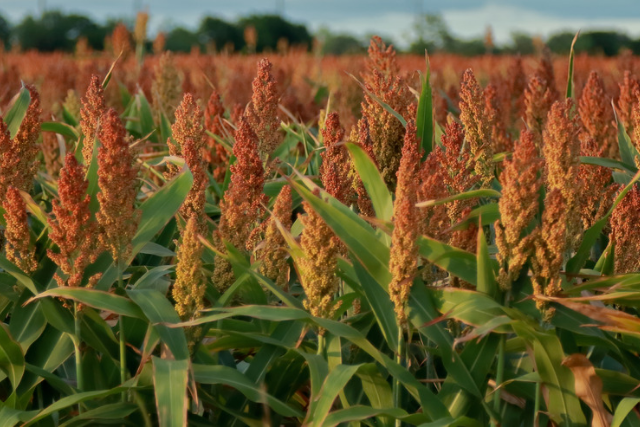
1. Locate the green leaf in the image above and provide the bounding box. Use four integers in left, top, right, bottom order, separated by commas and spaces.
153, 357, 189, 427
0, 324, 25, 392
127, 289, 190, 360
612, 397, 640, 427
347, 72, 407, 127
4, 86, 31, 139
416, 55, 433, 157
476, 226, 497, 298
41, 121, 79, 140
346, 142, 393, 221
58, 403, 138, 427
615, 106, 640, 169
102, 52, 121, 90
565, 31, 579, 99
416, 189, 501, 208
323, 407, 411, 427
580, 156, 635, 174
307, 364, 362, 427
29, 288, 145, 319
418, 236, 479, 286
192, 364, 304, 418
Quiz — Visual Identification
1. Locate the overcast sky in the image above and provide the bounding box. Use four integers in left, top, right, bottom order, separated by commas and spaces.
2, 0, 640, 46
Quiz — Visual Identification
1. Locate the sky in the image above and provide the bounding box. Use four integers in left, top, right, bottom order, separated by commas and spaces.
2, 0, 640, 46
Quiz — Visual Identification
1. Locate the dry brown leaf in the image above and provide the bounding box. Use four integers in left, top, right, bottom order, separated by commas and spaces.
562, 353, 612, 427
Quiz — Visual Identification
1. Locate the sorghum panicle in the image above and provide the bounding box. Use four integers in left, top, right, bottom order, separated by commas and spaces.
299, 197, 341, 319
320, 112, 352, 205
610, 187, 640, 273
204, 89, 231, 181
152, 52, 181, 120
542, 99, 582, 247
579, 137, 616, 231
42, 131, 64, 178
618, 71, 639, 136
484, 84, 512, 154
531, 189, 566, 312
389, 121, 421, 325
213, 118, 267, 293
3, 186, 36, 273
495, 130, 542, 289
48, 153, 100, 288
350, 119, 376, 217
578, 71, 617, 159
361, 36, 412, 188
0, 84, 41, 199
80, 74, 106, 166
459, 69, 494, 187
173, 216, 206, 321
96, 108, 140, 265
259, 185, 292, 288
524, 75, 555, 151
247, 58, 281, 157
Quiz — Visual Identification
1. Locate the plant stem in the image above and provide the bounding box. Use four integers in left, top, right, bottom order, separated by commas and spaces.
534, 380, 541, 426
118, 266, 127, 402
317, 333, 325, 356
73, 301, 84, 413
393, 325, 404, 427
491, 334, 505, 427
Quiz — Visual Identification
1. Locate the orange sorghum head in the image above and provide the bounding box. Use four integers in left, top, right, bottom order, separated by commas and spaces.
389, 120, 421, 325
524, 75, 555, 151
618, 71, 639, 137
320, 112, 352, 205
350, 119, 376, 217
0, 84, 41, 199
80, 75, 106, 166
484, 83, 512, 154
247, 58, 281, 157
610, 186, 640, 274
204, 89, 231, 182
152, 52, 181, 120
41, 131, 64, 179
495, 130, 543, 289
578, 137, 616, 231
111, 23, 132, 59
2, 186, 36, 273
542, 98, 582, 247
579, 71, 617, 159
96, 108, 140, 264
47, 152, 100, 288
166, 92, 204, 179
459, 69, 493, 187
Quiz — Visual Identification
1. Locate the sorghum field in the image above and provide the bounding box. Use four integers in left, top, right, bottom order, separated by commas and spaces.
1, 20, 640, 427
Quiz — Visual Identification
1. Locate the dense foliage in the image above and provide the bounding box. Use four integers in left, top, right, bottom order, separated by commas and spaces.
1, 28, 640, 427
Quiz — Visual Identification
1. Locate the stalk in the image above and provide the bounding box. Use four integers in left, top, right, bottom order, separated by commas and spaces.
73, 301, 84, 413
491, 291, 509, 426
393, 325, 404, 427
118, 264, 127, 402
317, 333, 325, 356
534, 380, 541, 426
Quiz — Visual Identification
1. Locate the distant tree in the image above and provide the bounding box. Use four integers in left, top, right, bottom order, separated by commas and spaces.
0, 13, 11, 48
13, 11, 107, 51
197, 17, 244, 52
165, 27, 200, 52
237, 15, 312, 52
316, 28, 365, 55
507, 32, 535, 55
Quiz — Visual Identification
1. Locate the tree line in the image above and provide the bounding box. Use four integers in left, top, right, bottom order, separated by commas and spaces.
0, 10, 639, 57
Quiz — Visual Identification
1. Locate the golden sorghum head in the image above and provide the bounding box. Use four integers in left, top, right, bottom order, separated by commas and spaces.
610, 186, 640, 274
0, 84, 41, 199
495, 130, 542, 289
134, 11, 148, 45
579, 71, 616, 159
173, 216, 206, 320
96, 108, 140, 265
259, 185, 292, 288
3, 186, 36, 273
389, 120, 421, 325
459, 69, 493, 187
152, 52, 181, 120
204, 89, 231, 182
361, 36, 412, 188
63, 89, 81, 119
531, 189, 566, 311
48, 153, 100, 288
536, 47, 559, 101
80, 75, 106, 166
299, 198, 341, 319
165, 92, 204, 179
524, 75, 555, 151
542, 99, 582, 247
618, 71, 639, 136
320, 112, 352, 205
247, 58, 281, 157
213, 118, 267, 294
